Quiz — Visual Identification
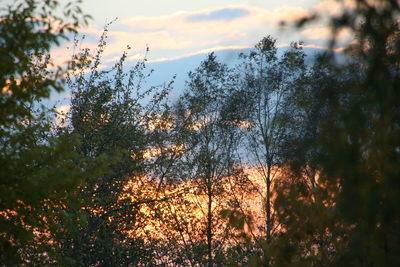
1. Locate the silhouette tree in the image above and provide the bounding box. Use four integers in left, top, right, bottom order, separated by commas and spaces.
273, 0, 400, 266
174, 53, 243, 266
62, 28, 172, 265
0, 0, 97, 265
229, 36, 306, 264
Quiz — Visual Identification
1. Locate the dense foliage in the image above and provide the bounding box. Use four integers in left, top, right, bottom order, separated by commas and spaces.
0, 1, 103, 265
1, 0, 399, 266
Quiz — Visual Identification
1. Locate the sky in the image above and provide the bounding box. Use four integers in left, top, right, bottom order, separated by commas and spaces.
52, 0, 351, 64
48, 0, 352, 111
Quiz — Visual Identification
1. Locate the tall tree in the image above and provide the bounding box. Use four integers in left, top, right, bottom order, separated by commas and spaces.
0, 0, 97, 265
273, 0, 400, 266
271, 55, 360, 266
232, 36, 306, 262
61, 28, 172, 266
175, 53, 242, 266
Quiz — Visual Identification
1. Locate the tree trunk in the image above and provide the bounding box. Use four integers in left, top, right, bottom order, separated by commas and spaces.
266, 165, 272, 242
265, 164, 272, 267
207, 184, 213, 267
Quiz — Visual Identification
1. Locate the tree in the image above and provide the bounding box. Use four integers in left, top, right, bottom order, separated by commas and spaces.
230, 36, 306, 264
174, 53, 243, 266
273, 0, 400, 266
0, 0, 97, 265
271, 55, 361, 266
61, 27, 172, 266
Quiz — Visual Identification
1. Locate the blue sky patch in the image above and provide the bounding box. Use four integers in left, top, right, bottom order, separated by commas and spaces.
186, 8, 249, 22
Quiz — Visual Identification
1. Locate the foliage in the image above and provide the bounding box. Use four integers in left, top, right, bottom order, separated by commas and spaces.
224, 36, 307, 265
3, 0, 399, 265
172, 53, 246, 266
59, 25, 173, 266
0, 0, 100, 265
272, 0, 400, 266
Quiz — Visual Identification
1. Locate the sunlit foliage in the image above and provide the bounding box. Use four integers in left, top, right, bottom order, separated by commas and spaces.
2, 0, 399, 266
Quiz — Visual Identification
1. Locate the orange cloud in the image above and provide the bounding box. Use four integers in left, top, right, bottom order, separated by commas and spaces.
301, 26, 351, 41
314, 0, 355, 16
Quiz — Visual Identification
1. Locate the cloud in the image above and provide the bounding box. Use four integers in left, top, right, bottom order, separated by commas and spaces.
301, 27, 332, 40
186, 7, 250, 22
147, 45, 251, 63
300, 26, 350, 40
51, 5, 328, 65
119, 5, 310, 51
121, 5, 309, 33
314, 0, 355, 16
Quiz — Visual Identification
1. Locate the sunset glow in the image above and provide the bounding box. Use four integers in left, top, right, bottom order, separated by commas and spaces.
3, 0, 398, 265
